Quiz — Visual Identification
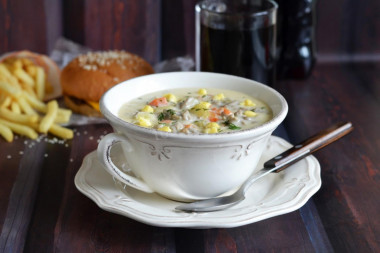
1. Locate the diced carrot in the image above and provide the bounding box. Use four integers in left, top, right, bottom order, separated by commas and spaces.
149, 97, 168, 107
211, 107, 222, 115
223, 108, 232, 115
209, 111, 219, 122
184, 124, 192, 129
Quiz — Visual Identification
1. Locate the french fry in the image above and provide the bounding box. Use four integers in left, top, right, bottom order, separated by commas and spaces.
21, 58, 34, 66
12, 59, 23, 70
54, 114, 70, 124
35, 66, 45, 100
0, 93, 5, 104
11, 101, 21, 114
57, 108, 72, 122
13, 68, 35, 87
0, 64, 22, 89
0, 63, 13, 79
22, 84, 37, 99
17, 96, 37, 115
26, 65, 37, 78
0, 107, 38, 124
0, 122, 13, 142
0, 118, 38, 139
1, 96, 12, 108
0, 81, 22, 98
39, 100, 58, 133
22, 91, 46, 112
49, 124, 73, 139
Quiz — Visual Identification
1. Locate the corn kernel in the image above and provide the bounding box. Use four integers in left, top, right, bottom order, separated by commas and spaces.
158, 126, 172, 132
193, 101, 211, 110
244, 110, 257, 117
164, 93, 177, 103
137, 117, 152, 127
213, 93, 225, 101
240, 99, 256, 107
206, 122, 220, 128
204, 122, 220, 133
141, 105, 154, 113
191, 101, 211, 118
135, 112, 157, 127
198, 88, 207, 95
194, 110, 210, 118
204, 127, 219, 134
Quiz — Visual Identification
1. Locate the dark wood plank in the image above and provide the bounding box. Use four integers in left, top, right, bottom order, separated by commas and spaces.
0, 0, 62, 54
23, 124, 107, 251
62, 0, 161, 64
0, 138, 26, 232
202, 212, 314, 253
299, 201, 334, 253
316, 0, 380, 60
0, 140, 47, 252
275, 62, 380, 252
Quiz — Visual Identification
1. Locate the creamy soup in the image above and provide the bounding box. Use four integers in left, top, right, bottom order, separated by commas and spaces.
118, 88, 273, 134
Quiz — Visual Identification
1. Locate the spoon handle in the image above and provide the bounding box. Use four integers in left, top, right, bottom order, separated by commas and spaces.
264, 122, 354, 172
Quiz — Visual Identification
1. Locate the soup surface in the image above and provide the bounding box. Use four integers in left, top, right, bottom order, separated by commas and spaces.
118, 88, 272, 134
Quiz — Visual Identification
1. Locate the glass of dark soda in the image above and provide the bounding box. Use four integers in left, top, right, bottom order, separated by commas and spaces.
196, 0, 278, 86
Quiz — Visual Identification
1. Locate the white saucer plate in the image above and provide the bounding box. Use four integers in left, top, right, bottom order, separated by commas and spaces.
75, 136, 321, 228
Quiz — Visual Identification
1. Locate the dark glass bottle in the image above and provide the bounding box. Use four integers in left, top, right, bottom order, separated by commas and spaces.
276, 0, 317, 79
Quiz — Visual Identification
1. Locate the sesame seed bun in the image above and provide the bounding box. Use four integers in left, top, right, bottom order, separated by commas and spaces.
60, 50, 154, 116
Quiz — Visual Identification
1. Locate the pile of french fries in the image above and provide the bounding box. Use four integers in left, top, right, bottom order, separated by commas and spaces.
0, 57, 73, 142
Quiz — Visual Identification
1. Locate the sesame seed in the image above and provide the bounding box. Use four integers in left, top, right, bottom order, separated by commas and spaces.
77, 50, 138, 71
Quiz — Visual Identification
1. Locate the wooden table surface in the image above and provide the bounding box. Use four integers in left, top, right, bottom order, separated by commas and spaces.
0, 60, 379, 252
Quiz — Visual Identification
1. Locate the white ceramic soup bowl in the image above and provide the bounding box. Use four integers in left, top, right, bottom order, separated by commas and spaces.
97, 72, 288, 202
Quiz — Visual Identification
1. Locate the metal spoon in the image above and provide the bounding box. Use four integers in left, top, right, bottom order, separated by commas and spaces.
176, 122, 353, 212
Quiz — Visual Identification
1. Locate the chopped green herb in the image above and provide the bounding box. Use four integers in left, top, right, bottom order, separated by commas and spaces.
223, 120, 241, 130
158, 112, 165, 121
158, 109, 176, 121
228, 123, 241, 130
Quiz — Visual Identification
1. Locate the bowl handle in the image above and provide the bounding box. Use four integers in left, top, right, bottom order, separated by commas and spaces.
97, 133, 154, 193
